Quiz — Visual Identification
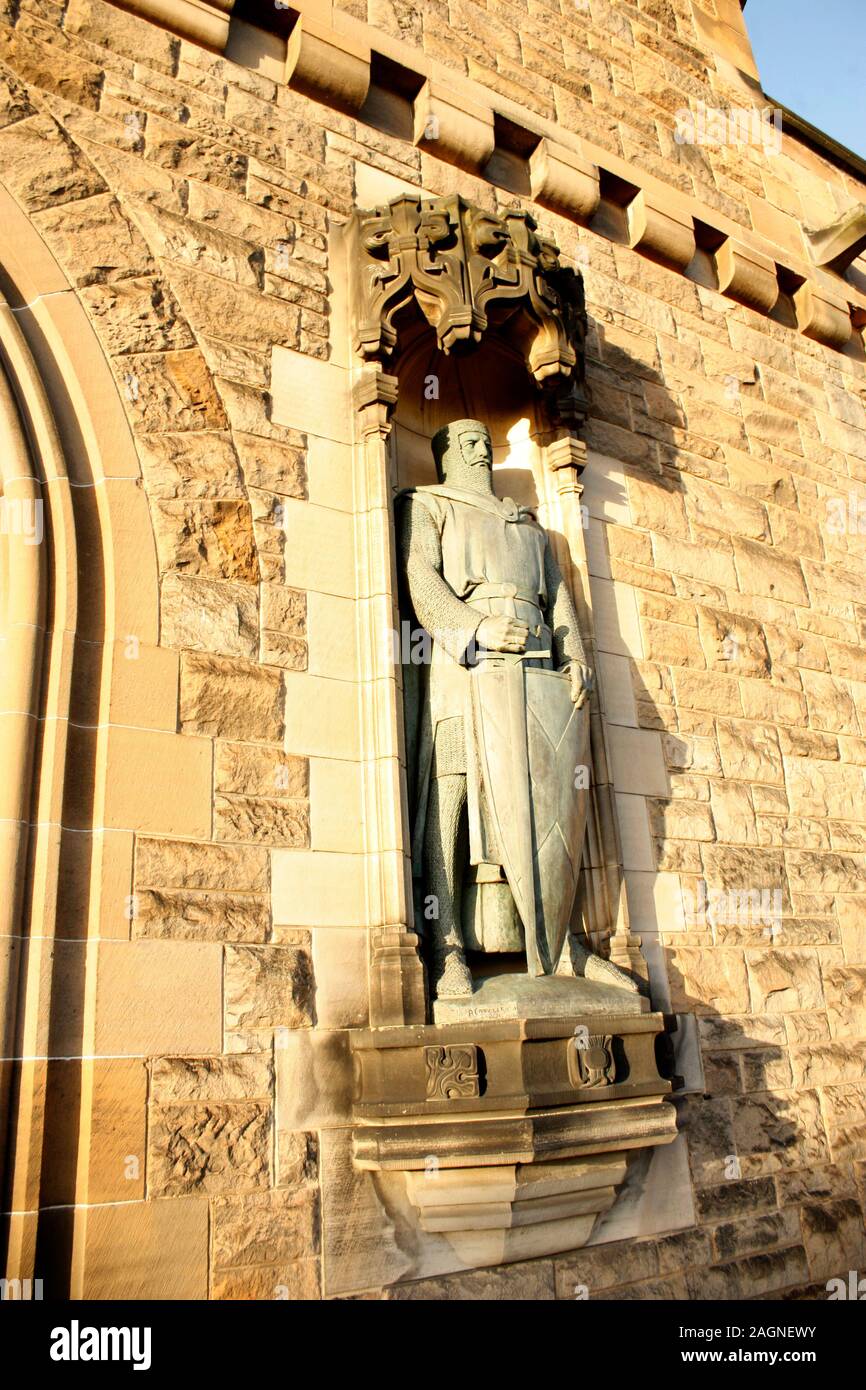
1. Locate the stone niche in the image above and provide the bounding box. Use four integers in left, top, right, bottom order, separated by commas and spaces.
279, 193, 678, 1293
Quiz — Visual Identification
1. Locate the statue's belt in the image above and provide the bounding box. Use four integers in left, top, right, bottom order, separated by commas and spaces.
466, 583, 543, 609
465, 585, 549, 652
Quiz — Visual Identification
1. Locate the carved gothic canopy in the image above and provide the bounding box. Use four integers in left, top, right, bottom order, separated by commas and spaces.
347, 193, 588, 425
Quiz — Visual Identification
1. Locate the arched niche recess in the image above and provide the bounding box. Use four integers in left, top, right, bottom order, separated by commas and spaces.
346, 193, 647, 1029
344, 196, 674, 1268
0, 180, 160, 1290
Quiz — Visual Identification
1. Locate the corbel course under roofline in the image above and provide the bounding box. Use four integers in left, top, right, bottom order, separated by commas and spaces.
105, 0, 864, 355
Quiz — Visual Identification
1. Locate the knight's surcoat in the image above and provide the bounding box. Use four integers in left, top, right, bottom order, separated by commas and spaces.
398, 484, 586, 876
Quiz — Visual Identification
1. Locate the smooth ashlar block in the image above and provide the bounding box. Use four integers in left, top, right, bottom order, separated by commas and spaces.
93, 939, 223, 1056
270, 347, 352, 445
278, 497, 356, 599
624, 869, 688, 935
310, 928, 370, 1029
354, 160, 428, 211
97, 726, 212, 838
307, 592, 359, 681
272, 849, 368, 927
305, 435, 354, 513
310, 759, 364, 853
585, 1133, 696, 1247
615, 793, 655, 872
77, 1196, 209, 1300
83, 1057, 149, 1203
589, 578, 643, 659
608, 727, 669, 798
283, 672, 361, 759
596, 651, 638, 728
74, 638, 180, 731
580, 453, 631, 525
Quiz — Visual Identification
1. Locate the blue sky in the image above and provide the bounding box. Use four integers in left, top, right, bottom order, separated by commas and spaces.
745, 0, 866, 158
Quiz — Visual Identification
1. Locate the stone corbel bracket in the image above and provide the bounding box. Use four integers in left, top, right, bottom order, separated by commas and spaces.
793, 279, 854, 350
111, 0, 235, 49
626, 188, 696, 272
713, 237, 780, 315
286, 15, 371, 116
346, 192, 589, 426
413, 81, 495, 173
529, 139, 601, 223
351, 1012, 677, 1266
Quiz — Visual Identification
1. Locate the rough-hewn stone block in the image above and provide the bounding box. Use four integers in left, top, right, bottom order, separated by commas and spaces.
151, 1055, 273, 1104
215, 743, 308, 799
214, 794, 310, 847
224, 943, 314, 1031
161, 572, 259, 657
180, 653, 283, 740
152, 500, 258, 581
134, 888, 269, 942
135, 837, 269, 892
148, 1101, 272, 1195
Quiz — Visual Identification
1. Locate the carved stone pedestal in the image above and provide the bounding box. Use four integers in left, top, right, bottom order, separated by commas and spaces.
351, 1007, 677, 1268
404, 1154, 626, 1266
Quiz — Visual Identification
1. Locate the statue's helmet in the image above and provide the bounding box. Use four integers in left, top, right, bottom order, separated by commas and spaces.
431, 419, 491, 482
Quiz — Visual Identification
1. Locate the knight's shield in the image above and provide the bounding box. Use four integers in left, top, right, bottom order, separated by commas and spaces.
469, 662, 590, 976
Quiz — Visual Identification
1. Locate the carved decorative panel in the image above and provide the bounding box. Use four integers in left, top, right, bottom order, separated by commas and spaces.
569, 1033, 616, 1089
347, 193, 588, 425
424, 1045, 481, 1100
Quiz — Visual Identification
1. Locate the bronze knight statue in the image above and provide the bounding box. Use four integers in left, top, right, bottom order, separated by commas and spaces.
398, 419, 638, 1018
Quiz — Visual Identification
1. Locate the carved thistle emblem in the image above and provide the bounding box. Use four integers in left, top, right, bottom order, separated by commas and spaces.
569, 1033, 615, 1089
424, 1045, 480, 1100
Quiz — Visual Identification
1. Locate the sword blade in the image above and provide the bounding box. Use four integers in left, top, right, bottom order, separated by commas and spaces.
502, 661, 542, 976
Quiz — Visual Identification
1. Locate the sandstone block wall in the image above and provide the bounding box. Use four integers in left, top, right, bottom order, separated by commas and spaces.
1, 0, 864, 1299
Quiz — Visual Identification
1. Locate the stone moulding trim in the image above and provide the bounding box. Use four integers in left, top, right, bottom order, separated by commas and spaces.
353, 1097, 676, 1169
102, 0, 863, 354
403, 1154, 626, 1252
0, 297, 53, 1204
